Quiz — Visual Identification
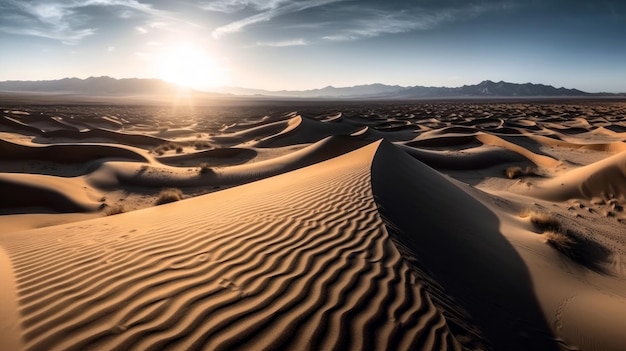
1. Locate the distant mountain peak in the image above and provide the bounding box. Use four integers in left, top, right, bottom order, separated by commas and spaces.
0, 76, 180, 95
0, 77, 614, 99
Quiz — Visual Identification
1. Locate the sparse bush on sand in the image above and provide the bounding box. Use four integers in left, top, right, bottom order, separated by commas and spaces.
155, 188, 183, 205
153, 142, 181, 155
544, 230, 575, 254
104, 203, 125, 216
527, 211, 562, 233
505, 166, 538, 179
199, 162, 214, 174
194, 140, 212, 150
520, 209, 609, 271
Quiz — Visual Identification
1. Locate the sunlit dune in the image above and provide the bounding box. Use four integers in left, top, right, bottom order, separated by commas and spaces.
2, 100, 626, 350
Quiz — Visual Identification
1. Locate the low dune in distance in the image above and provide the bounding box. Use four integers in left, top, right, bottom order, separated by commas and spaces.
1, 97, 626, 350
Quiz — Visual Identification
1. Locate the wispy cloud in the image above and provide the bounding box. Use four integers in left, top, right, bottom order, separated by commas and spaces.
201, 0, 290, 14
211, 0, 344, 38
209, 0, 519, 44
0, 0, 193, 44
0, 0, 95, 44
0, 26, 95, 45
252, 38, 307, 47
322, 2, 515, 42
321, 11, 435, 42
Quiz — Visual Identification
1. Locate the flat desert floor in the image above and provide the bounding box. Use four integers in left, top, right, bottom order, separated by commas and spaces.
1, 98, 626, 350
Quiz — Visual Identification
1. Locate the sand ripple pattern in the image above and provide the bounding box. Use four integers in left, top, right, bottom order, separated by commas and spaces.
6, 146, 459, 351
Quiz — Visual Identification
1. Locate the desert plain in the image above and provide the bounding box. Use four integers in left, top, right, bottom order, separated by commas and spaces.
1, 97, 626, 350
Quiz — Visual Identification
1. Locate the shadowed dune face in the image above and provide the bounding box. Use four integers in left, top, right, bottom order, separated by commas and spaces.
2, 99, 626, 350
371, 141, 558, 351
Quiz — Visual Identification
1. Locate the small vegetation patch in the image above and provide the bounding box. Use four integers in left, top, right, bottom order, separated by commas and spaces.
521, 209, 611, 273
194, 140, 212, 150
155, 188, 183, 205
199, 162, 214, 174
544, 230, 575, 253
505, 166, 538, 179
104, 203, 125, 216
528, 211, 562, 233
153, 142, 182, 155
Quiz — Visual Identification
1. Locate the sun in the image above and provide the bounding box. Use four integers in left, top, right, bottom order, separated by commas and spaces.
155, 44, 228, 90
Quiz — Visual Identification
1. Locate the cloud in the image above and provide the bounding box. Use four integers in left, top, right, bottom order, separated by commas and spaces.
0, 0, 95, 44
209, 0, 520, 44
81, 0, 158, 17
0, 0, 190, 44
201, 0, 290, 13
0, 26, 95, 45
252, 38, 307, 47
211, 0, 344, 38
321, 2, 517, 42
107, 45, 115, 51
321, 11, 435, 42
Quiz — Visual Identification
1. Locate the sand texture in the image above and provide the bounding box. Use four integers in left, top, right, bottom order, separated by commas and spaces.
2, 100, 626, 350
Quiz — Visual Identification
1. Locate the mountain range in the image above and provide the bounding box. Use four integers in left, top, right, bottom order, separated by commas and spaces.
0, 76, 619, 99
0, 76, 179, 95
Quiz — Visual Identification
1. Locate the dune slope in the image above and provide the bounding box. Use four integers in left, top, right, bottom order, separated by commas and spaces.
2, 142, 463, 351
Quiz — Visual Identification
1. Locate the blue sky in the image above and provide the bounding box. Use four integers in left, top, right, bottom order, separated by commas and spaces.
0, 0, 624, 92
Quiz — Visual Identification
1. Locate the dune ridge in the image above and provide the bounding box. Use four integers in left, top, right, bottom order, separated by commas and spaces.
372, 141, 556, 350
0, 173, 102, 213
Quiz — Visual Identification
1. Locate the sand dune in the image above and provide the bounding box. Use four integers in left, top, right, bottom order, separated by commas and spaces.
0, 139, 149, 164
0, 172, 102, 213
399, 144, 526, 170
2, 143, 460, 351
525, 150, 626, 201
2, 100, 626, 350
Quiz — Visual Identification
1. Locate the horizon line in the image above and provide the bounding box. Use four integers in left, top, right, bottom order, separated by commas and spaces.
0, 76, 623, 94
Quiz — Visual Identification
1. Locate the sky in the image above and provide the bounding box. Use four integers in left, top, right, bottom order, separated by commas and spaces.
0, 0, 625, 92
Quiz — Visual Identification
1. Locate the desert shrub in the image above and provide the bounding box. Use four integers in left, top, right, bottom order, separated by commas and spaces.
199, 162, 214, 174
153, 143, 181, 155
155, 188, 183, 205
505, 166, 537, 179
522, 210, 611, 272
194, 140, 212, 150
527, 211, 562, 233
175, 146, 184, 153
104, 204, 125, 216
544, 230, 575, 253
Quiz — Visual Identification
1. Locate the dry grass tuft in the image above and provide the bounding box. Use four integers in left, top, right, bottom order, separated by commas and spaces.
544, 230, 575, 254
199, 162, 214, 174
153, 143, 182, 155
524, 210, 562, 233
194, 140, 212, 150
505, 166, 538, 179
104, 204, 125, 216
521, 209, 610, 273
155, 188, 183, 205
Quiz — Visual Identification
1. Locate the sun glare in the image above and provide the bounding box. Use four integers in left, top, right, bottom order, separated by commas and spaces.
155, 44, 228, 91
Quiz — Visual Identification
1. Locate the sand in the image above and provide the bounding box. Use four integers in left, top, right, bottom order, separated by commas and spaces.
1, 98, 626, 350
